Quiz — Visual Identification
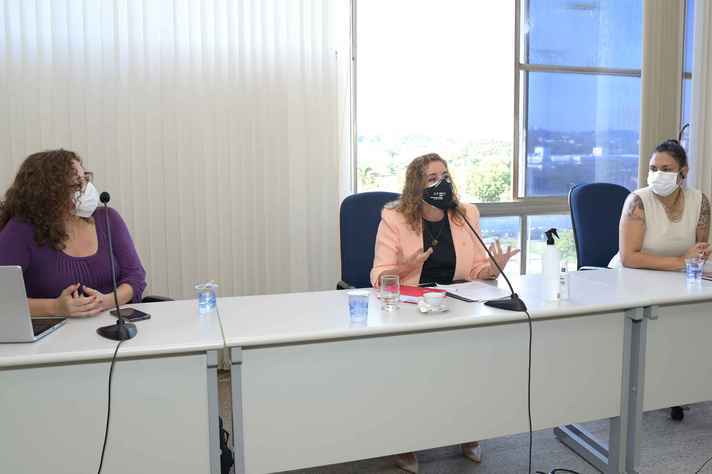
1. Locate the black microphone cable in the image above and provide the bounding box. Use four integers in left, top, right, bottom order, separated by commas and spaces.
453, 206, 580, 474
97, 339, 123, 474
695, 454, 712, 473
95, 191, 137, 472
453, 206, 534, 472
536, 470, 581, 474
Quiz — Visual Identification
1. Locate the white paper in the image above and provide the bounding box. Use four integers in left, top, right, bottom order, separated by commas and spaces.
436, 281, 510, 302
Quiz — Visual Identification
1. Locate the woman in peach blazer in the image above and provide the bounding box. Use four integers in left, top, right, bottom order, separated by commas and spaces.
371, 153, 518, 288
370, 153, 519, 473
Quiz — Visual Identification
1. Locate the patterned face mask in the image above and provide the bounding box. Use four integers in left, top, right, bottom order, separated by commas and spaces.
423, 177, 454, 209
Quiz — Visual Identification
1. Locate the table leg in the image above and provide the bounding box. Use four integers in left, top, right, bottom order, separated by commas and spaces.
555, 307, 650, 474
231, 348, 246, 474
208, 350, 220, 474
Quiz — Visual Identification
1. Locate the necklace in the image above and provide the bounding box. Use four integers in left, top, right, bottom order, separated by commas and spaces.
423, 218, 447, 247
656, 189, 685, 222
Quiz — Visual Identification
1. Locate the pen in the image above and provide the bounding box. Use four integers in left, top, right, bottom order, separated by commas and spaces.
444, 291, 476, 303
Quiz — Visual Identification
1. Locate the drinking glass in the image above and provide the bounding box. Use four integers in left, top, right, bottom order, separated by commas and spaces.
195, 281, 218, 314
685, 257, 704, 283
347, 290, 370, 323
379, 274, 400, 311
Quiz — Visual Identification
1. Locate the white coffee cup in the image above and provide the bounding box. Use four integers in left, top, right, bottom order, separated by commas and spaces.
423, 292, 445, 308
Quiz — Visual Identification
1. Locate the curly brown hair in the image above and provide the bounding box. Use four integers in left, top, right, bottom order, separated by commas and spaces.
389, 153, 465, 232
0, 150, 84, 250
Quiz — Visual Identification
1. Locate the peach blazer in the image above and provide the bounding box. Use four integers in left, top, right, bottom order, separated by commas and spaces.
370, 203, 492, 287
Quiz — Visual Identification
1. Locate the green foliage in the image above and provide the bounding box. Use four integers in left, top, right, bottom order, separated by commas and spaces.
465, 157, 512, 203
358, 166, 377, 189
356, 135, 513, 203
557, 228, 577, 263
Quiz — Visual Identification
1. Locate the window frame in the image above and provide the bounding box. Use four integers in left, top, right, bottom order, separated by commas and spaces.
681, 0, 693, 131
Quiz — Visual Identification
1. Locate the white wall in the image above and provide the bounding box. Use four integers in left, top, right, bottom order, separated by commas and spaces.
0, 0, 350, 299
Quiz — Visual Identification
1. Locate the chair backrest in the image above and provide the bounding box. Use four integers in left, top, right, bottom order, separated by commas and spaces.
340, 191, 400, 288
569, 183, 631, 269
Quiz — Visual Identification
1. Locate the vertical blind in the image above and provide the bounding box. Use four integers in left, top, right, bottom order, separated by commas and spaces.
0, 0, 350, 299
690, 0, 712, 204
639, 0, 684, 187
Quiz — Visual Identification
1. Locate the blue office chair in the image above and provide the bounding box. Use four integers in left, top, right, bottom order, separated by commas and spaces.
338, 191, 400, 289
569, 183, 630, 269
570, 182, 688, 421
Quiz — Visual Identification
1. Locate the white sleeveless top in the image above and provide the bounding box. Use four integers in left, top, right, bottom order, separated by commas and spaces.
609, 186, 702, 268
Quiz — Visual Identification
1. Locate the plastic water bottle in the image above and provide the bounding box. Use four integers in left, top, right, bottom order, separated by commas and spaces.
558, 261, 570, 300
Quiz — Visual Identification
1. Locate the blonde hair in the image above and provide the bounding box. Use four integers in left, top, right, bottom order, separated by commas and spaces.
388, 153, 464, 232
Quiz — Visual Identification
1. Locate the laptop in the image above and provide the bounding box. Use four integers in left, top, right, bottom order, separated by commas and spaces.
0, 266, 66, 342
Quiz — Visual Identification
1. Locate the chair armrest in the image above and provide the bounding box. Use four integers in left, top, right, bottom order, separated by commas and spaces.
141, 295, 175, 303
336, 280, 355, 290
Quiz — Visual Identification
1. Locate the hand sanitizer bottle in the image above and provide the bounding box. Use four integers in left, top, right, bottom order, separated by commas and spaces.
543, 228, 560, 300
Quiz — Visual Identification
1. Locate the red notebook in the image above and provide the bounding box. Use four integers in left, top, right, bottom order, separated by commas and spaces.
399, 285, 446, 303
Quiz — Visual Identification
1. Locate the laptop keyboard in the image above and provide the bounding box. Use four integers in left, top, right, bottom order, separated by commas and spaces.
31, 318, 65, 336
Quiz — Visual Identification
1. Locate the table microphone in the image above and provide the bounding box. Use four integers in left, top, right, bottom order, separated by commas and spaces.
452, 204, 527, 312
96, 191, 137, 341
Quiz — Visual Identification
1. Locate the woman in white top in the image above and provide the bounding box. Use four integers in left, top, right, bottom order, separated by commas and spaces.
614, 139, 710, 270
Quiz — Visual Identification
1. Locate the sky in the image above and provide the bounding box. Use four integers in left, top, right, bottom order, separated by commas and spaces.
357, 0, 662, 139
357, 0, 515, 141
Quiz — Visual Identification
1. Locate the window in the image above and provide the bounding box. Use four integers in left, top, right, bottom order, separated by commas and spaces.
481, 216, 522, 277
354, 0, 649, 273
526, 215, 576, 273
355, 0, 515, 203
522, 0, 643, 197
681, 0, 694, 146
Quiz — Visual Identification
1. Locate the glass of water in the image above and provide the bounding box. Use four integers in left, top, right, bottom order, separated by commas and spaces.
685, 257, 704, 283
195, 281, 219, 314
347, 290, 370, 324
380, 274, 400, 311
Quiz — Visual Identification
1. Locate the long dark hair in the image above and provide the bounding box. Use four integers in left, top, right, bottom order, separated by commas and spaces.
0, 150, 84, 249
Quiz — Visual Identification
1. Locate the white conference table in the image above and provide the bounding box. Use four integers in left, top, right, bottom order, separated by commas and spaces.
0, 299, 225, 474
218, 269, 712, 474
559, 268, 712, 472
572, 268, 712, 413
3, 268, 709, 474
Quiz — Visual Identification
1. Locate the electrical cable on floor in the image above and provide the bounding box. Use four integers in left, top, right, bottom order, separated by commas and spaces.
524, 308, 533, 474
695, 455, 712, 473
535, 469, 581, 474
97, 339, 123, 474
522, 305, 580, 474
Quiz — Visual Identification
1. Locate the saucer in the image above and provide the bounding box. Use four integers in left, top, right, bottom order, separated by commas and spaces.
417, 300, 449, 313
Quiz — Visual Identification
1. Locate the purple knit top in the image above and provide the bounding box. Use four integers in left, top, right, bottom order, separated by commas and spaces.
0, 207, 146, 303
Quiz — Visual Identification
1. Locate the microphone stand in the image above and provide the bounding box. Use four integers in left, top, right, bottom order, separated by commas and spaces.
454, 206, 527, 312
96, 193, 137, 341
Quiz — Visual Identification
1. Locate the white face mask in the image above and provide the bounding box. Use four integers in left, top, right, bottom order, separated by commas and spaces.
73, 182, 99, 218
647, 171, 680, 197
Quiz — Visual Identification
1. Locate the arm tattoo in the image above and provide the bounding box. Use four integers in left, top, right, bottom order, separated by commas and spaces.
623, 194, 645, 222
698, 193, 710, 229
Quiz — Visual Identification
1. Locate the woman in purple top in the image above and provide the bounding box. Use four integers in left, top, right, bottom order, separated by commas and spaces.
0, 150, 146, 317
